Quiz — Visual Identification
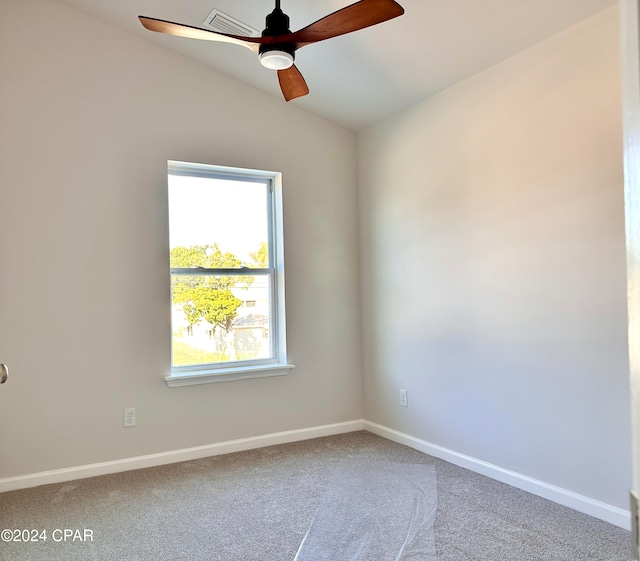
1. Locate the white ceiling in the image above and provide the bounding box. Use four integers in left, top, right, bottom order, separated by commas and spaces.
56, 0, 617, 131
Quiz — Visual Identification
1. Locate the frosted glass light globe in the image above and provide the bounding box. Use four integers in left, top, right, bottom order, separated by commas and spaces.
259, 50, 294, 70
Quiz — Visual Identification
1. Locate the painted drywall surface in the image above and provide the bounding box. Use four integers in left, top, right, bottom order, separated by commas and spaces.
358, 7, 631, 509
0, 0, 361, 477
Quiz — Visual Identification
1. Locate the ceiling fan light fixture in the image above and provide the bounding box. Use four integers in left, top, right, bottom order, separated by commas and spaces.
259, 49, 294, 70
139, 0, 406, 101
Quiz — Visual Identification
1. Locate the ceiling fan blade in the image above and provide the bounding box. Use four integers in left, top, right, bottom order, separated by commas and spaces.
139, 16, 262, 52
289, 0, 404, 47
278, 65, 309, 102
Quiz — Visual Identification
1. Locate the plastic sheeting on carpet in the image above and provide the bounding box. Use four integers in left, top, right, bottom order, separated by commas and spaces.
294, 461, 438, 561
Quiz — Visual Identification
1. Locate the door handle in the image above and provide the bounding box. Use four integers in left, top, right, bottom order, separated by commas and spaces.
0, 364, 7, 384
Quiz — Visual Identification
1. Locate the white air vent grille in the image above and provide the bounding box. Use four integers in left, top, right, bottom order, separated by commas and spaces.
203, 8, 259, 37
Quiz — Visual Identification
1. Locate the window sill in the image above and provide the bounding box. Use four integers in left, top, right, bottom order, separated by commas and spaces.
164, 363, 295, 387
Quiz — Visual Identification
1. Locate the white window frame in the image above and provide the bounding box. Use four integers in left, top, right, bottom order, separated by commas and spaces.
164, 160, 294, 387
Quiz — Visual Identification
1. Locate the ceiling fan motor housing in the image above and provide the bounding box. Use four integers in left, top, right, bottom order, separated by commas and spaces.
260, 7, 295, 60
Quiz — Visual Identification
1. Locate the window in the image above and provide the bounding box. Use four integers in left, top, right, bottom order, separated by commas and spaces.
165, 161, 293, 387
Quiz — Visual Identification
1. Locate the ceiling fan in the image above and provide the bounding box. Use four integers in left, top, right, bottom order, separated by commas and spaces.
139, 0, 404, 102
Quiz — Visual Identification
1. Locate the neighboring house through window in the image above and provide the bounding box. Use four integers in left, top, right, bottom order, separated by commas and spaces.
165, 160, 293, 387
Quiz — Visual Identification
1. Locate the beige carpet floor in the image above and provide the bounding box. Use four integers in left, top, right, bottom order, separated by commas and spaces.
0, 431, 632, 560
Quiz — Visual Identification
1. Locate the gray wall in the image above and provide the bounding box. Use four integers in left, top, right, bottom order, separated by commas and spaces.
358, 7, 631, 509
0, 0, 362, 478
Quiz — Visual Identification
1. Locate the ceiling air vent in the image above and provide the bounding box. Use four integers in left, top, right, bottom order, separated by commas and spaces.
202, 8, 259, 37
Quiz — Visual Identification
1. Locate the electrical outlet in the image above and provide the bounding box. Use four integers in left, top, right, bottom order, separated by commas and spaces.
400, 389, 408, 407
123, 408, 136, 428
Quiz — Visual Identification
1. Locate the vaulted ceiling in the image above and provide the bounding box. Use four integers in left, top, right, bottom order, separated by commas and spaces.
57, 0, 617, 130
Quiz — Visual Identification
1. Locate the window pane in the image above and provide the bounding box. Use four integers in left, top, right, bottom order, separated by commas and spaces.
168, 174, 269, 268
171, 274, 272, 367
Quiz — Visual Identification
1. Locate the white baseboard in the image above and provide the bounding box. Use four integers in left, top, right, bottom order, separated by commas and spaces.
0, 420, 365, 494
363, 420, 631, 531
1, 418, 631, 532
